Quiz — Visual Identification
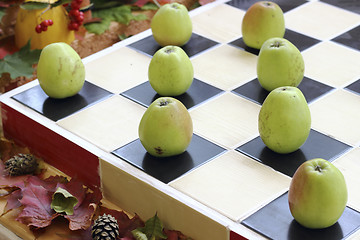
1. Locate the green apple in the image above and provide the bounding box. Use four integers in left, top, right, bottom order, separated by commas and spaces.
241, 1, 285, 49
258, 86, 311, 154
288, 158, 348, 229
37, 42, 85, 99
138, 97, 193, 157
151, 3, 192, 47
257, 37, 305, 92
148, 46, 193, 96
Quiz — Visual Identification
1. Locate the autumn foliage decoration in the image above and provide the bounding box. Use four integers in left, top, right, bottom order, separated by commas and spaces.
0, 137, 191, 239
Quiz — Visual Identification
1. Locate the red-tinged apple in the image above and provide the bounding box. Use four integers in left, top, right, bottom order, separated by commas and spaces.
257, 37, 305, 91
37, 42, 85, 99
151, 3, 192, 47
288, 158, 348, 229
258, 86, 311, 154
148, 45, 193, 96
138, 97, 193, 157
241, 1, 285, 49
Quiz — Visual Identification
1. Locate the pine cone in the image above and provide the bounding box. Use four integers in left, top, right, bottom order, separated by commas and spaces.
92, 214, 120, 240
4, 153, 38, 176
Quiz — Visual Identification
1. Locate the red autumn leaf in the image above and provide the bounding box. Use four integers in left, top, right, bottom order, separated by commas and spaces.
14, 175, 69, 228
16, 178, 58, 228
0, 161, 28, 198
3, 188, 22, 213
65, 186, 102, 230
99, 207, 144, 237
55, 177, 87, 209
65, 200, 97, 230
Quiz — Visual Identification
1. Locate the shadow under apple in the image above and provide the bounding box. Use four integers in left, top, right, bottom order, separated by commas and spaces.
142, 151, 194, 183
259, 146, 307, 177
42, 94, 88, 121
288, 219, 343, 240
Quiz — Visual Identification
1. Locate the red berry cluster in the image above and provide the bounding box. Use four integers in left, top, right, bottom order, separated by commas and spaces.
35, 19, 54, 33
67, 0, 84, 31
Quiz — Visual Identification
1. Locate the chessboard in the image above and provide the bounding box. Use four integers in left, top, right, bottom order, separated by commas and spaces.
1, 0, 360, 239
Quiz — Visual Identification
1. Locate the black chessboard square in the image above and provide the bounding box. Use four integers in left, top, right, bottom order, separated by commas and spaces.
11, 81, 113, 121
112, 134, 226, 183
128, 32, 219, 58
232, 77, 334, 105
121, 78, 223, 109
227, 0, 308, 13
332, 25, 360, 51
228, 38, 259, 55
229, 29, 320, 55
236, 129, 351, 177
321, 0, 360, 15
345, 79, 360, 95
242, 192, 360, 240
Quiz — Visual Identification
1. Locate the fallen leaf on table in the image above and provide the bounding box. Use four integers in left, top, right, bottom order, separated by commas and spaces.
0, 40, 41, 79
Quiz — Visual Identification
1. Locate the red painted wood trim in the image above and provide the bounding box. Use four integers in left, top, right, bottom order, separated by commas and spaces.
1, 102, 100, 188
230, 231, 248, 240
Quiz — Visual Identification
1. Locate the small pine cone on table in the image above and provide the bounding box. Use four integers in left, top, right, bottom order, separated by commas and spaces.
4, 153, 38, 176
91, 214, 120, 240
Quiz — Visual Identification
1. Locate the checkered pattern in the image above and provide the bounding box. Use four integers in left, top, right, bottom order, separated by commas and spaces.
8, 0, 360, 239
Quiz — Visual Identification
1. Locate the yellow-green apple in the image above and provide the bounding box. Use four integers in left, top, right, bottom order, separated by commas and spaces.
257, 37, 305, 91
288, 158, 348, 229
37, 42, 85, 99
148, 45, 194, 96
241, 1, 285, 49
258, 86, 311, 154
151, 3, 192, 47
138, 97, 193, 157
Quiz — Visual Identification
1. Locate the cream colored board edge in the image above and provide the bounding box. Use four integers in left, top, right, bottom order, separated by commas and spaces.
99, 154, 226, 240
99, 153, 261, 240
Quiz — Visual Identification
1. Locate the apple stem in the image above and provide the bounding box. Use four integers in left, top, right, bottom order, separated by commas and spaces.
315, 165, 322, 173
165, 47, 175, 54
271, 41, 281, 48
159, 100, 169, 106
264, 2, 272, 7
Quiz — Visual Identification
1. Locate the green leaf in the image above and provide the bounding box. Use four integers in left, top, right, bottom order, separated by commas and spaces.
84, 5, 148, 35
51, 0, 72, 8
118, 33, 129, 41
135, 213, 168, 240
0, 40, 41, 79
132, 229, 148, 240
136, 2, 159, 10
132, 13, 147, 22
51, 187, 78, 215
20, 1, 50, 10
84, 18, 111, 35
